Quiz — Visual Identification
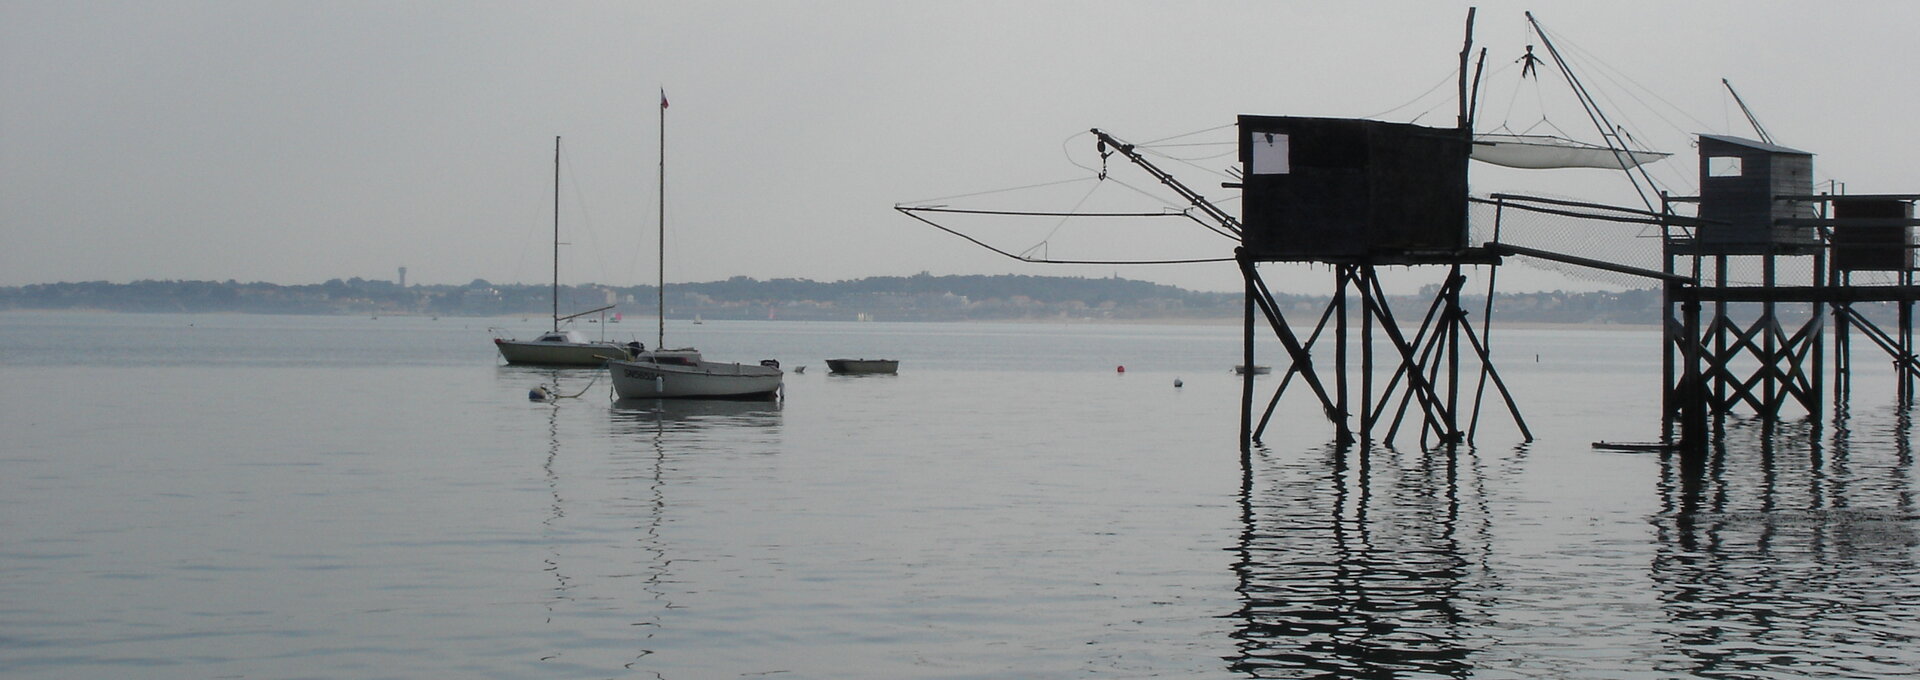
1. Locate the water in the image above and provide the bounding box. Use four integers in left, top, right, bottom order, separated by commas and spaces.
2, 311, 1915, 678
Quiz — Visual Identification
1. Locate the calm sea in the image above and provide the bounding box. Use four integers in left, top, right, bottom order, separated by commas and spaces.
2, 311, 1914, 679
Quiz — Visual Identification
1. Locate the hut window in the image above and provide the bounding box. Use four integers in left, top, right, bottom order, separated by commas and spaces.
1250, 133, 1290, 174
1708, 156, 1743, 177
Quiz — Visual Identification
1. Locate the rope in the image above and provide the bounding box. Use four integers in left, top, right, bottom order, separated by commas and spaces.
895, 206, 1232, 265
1523, 21, 1717, 197
897, 176, 1096, 207
1062, 130, 1240, 184
537, 372, 602, 401
895, 206, 1186, 218
1360, 66, 1464, 121
559, 147, 617, 292
899, 127, 1244, 267
1139, 123, 1235, 146
1023, 178, 1108, 259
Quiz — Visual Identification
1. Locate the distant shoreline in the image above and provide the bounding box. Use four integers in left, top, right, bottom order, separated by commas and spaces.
0, 274, 1672, 326
0, 307, 1664, 331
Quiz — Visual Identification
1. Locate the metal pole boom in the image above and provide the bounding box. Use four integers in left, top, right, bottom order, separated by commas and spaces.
1525, 12, 1661, 213
1722, 79, 1775, 145
1089, 128, 1241, 237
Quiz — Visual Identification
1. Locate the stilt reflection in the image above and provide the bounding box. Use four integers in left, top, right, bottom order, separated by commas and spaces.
1229, 443, 1491, 678
1652, 407, 1918, 678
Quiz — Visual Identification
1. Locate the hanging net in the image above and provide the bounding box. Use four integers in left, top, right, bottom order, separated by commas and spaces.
896, 128, 1243, 266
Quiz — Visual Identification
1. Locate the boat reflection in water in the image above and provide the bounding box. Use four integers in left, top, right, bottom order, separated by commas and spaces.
1229, 443, 1486, 678
1651, 411, 1917, 679
608, 396, 784, 431
532, 397, 783, 672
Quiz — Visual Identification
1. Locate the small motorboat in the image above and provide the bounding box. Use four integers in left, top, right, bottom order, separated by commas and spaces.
1233, 365, 1272, 376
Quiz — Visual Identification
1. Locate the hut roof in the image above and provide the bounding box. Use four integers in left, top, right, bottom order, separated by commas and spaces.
1698, 133, 1812, 156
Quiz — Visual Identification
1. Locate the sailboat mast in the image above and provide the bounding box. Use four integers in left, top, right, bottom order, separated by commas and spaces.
552, 135, 561, 333
657, 90, 667, 350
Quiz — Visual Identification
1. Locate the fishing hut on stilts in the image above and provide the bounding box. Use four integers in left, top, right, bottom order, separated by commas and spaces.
1232, 114, 1522, 451
900, 9, 1915, 452
1660, 135, 1920, 439
1231, 13, 1544, 452
1240, 11, 1918, 453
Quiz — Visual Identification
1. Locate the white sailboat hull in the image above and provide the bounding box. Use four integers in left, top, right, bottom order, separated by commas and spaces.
608, 358, 783, 399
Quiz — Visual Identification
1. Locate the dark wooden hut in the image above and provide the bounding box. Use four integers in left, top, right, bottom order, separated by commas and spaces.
1695, 134, 1820, 253
1237, 115, 1470, 263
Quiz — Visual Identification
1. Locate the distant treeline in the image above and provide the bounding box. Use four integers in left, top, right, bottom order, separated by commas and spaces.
0, 273, 1706, 325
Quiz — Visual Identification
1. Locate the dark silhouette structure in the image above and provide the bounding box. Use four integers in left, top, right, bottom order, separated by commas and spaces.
1662, 136, 1919, 432
1232, 114, 1524, 451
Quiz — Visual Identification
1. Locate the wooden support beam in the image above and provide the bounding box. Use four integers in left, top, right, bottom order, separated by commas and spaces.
1357, 267, 1460, 445
1237, 259, 1524, 448
1456, 312, 1533, 441
1380, 271, 1459, 444
1239, 253, 1348, 442
1259, 281, 1347, 441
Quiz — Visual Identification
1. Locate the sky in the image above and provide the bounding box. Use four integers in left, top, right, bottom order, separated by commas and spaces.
5, 1, 1919, 293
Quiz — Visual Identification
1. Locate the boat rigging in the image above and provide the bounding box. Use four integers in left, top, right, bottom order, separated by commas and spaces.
492, 136, 632, 367
605, 91, 784, 400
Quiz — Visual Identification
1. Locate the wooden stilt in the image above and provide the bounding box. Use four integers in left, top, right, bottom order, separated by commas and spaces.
1240, 251, 1255, 455
1239, 260, 1512, 448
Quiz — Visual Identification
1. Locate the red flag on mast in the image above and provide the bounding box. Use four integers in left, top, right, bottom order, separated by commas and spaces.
660, 89, 668, 110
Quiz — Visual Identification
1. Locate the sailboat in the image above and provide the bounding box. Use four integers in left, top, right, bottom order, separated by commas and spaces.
608, 93, 783, 399
494, 137, 635, 367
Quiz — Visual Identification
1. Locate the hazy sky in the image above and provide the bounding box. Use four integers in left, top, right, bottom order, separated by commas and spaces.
5, 1, 1918, 293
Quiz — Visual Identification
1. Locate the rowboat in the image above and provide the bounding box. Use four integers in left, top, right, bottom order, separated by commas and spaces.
826, 358, 899, 375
